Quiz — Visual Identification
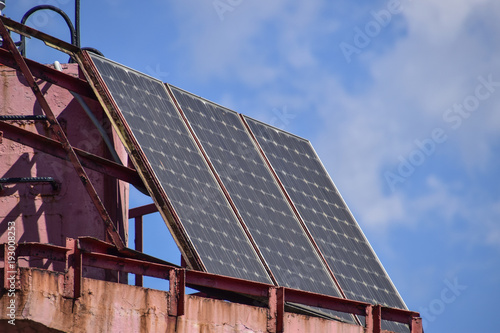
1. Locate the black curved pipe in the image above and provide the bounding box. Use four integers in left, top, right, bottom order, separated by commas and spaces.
19, 5, 76, 56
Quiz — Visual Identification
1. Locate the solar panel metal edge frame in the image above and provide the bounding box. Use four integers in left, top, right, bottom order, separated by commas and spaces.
76, 50, 205, 271
240, 115, 409, 325
166, 84, 359, 325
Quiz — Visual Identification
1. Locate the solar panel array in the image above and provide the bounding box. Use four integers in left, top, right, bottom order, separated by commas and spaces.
85, 53, 408, 331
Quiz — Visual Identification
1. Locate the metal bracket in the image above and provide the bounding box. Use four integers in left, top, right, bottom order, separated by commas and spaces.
0, 115, 48, 121
0, 177, 60, 191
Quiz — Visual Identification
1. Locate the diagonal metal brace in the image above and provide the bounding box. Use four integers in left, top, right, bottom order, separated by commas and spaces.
0, 19, 125, 250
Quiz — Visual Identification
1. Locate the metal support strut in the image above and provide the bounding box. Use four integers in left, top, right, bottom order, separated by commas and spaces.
0, 18, 125, 250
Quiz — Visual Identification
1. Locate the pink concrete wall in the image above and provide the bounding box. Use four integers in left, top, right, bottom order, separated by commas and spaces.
0, 268, 366, 333
0, 64, 128, 276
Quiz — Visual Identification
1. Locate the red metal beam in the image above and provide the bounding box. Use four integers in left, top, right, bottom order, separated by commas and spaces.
381, 305, 420, 325
284, 287, 369, 317
134, 215, 143, 287
77, 237, 117, 254
77, 237, 179, 268
185, 270, 272, 298
16, 243, 69, 262
0, 121, 144, 188
0, 16, 79, 54
129, 203, 158, 219
0, 47, 95, 99
82, 252, 174, 280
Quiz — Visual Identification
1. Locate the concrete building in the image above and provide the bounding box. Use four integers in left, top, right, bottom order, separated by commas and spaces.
0, 16, 422, 333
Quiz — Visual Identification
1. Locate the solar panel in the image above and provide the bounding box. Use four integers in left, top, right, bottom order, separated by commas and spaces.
81, 52, 410, 331
169, 85, 354, 322
85, 53, 272, 284
243, 116, 409, 332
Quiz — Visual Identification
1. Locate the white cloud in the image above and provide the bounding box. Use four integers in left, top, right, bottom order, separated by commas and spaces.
313, 0, 500, 232
167, 0, 500, 239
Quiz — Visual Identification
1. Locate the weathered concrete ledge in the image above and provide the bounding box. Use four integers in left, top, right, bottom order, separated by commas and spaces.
0, 268, 363, 332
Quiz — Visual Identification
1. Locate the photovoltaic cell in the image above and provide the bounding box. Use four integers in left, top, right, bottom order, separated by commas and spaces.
244, 117, 409, 332
169, 86, 353, 322
87, 54, 271, 284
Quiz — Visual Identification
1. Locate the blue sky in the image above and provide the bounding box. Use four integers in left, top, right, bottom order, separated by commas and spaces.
5, 1, 500, 332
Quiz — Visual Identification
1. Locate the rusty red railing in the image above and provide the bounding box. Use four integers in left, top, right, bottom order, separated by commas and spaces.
1, 236, 422, 333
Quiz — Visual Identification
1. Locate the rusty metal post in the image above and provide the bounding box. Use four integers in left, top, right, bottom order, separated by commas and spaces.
411, 316, 423, 333
0, 18, 125, 250
64, 238, 82, 298
373, 304, 382, 333
365, 305, 373, 333
168, 268, 185, 317
268, 287, 285, 333
134, 215, 143, 287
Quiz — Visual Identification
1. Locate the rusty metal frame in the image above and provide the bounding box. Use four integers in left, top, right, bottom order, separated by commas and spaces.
0, 17, 125, 249
1, 239, 423, 333
76, 50, 205, 271
0, 16, 79, 55
129, 203, 158, 218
